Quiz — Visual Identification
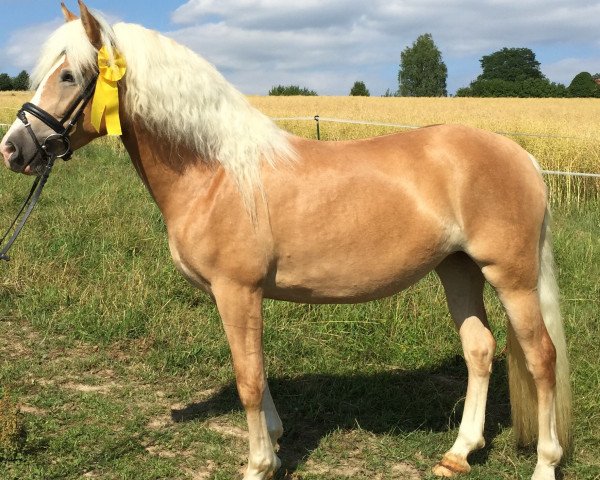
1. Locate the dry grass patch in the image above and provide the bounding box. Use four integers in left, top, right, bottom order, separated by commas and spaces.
0, 392, 26, 459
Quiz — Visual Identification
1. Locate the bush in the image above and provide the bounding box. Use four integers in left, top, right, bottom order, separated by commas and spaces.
268, 85, 317, 96
456, 78, 568, 98
350, 81, 370, 96
11, 70, 30, 91
0, 74, 13, 91
568, 72, 600, 98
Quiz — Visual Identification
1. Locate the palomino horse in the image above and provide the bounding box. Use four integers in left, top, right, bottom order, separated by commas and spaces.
0, 2, 571, 479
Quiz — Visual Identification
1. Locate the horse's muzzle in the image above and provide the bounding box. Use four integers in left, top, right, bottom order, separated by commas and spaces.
1, 128, 45, 175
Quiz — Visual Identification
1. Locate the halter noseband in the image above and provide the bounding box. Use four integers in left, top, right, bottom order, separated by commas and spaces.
17, 75, 98, 164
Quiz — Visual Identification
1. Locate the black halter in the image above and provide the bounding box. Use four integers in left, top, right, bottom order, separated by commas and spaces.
17, 76, 97, 163
0, 75, 98, 261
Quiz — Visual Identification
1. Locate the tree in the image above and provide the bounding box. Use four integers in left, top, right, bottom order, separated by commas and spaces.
0, 73, 12, 91
478, 47, 544, 82
268, 85, 317, 96
455, 47, 569, 98
398, 33, 447, 97
349, 81, 370, 96
11, 70, 30, 91
568, 72, 600, 98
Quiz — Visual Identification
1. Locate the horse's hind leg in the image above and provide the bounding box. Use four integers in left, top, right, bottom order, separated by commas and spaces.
213, 281, 283, 480
494, 286, 563, 480
433, 252, 496, 477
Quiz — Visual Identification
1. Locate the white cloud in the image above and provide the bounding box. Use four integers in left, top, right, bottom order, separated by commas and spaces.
0, 19, 62, 72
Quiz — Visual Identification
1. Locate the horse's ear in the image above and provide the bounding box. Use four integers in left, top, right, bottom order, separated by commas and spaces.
78, 0, 102, 49
61, 2, 79, 22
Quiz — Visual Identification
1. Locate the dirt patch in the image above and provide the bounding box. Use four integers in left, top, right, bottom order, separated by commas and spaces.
63, 381, 120, 394
0, 320, 36, 359
304, 450, 363, 478
303, 457, 421, 479
206, 419, 248, 440
146, 414, 172, 429
183, 461, 216, 480
144, 444, 178, 458
391, 462, 422, 479
19, 404, 47, 415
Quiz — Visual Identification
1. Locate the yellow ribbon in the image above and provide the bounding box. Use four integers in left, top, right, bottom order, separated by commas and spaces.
91, 46, 126, 136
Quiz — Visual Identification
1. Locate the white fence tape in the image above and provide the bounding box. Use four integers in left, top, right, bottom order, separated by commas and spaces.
541, 170, 600, 178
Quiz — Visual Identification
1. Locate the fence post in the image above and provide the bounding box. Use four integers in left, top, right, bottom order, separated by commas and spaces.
314, 115, 320, 140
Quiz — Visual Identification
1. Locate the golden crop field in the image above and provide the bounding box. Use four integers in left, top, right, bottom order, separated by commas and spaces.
2, 92, 599, 202
0, 91, 28, 122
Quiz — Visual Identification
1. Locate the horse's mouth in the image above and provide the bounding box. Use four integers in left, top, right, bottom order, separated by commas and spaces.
22, 165, 37, 175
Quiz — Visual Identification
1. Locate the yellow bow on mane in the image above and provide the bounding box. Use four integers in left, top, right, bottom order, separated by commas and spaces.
91, 46, 126, 136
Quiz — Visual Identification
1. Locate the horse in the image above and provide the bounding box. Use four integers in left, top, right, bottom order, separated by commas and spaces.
0, 2, 571, 479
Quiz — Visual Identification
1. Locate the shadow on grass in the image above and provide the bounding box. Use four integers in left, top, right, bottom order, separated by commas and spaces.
171, 355, 510, 475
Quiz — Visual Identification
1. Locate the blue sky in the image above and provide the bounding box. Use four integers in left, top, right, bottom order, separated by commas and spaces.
1, 1, 598, 96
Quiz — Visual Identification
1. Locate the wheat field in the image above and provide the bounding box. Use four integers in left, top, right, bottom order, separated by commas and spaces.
2, 92, 599, 203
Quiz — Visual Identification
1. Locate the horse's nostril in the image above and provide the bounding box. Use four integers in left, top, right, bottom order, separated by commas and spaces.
1, 141, 14, 160
1, 140, 21, 166
7, 141, 17, 155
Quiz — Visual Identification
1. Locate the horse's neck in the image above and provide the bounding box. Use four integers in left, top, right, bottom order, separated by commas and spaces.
120, 118, 224, 222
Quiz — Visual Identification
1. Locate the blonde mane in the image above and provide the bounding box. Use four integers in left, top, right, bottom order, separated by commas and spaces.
32, 12, 296, 208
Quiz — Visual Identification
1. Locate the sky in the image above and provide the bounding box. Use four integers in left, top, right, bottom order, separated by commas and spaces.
0, 0, 598, 96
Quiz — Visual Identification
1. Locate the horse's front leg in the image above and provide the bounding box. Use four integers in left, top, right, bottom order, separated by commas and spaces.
213, 281, 282, 480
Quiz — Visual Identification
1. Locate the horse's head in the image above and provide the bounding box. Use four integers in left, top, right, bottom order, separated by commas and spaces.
0, 1, 116, 175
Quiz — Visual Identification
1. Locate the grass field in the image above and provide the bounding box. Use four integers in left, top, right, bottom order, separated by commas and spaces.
0, 95, 599, 479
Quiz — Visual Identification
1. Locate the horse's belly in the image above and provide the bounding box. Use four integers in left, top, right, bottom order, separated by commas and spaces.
264, 223, 457, 303
264, 265, 434, 303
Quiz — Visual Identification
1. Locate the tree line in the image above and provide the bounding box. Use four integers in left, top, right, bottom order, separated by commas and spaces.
0, 70, 30, 91
269, 35, 599, 98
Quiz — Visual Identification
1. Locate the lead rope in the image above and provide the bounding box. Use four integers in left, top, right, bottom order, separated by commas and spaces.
0, 154, 56, 261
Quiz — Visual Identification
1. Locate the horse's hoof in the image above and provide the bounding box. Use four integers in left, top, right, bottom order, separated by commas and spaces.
432, 453, 471, 477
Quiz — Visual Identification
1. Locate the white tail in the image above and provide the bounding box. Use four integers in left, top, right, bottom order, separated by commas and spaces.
507, 207, 572, 453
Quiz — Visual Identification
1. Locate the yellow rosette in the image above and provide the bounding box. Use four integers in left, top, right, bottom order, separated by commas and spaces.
91, 46, 126, 136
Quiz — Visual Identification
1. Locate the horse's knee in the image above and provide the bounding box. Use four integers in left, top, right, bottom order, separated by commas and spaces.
461, 319, 496, 374
521, 329, 557, 388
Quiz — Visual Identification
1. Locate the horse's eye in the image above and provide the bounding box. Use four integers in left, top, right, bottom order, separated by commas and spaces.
60, 70, 75, 84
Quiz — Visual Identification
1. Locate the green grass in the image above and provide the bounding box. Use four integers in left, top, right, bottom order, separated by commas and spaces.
0, 140, 598, 479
